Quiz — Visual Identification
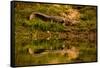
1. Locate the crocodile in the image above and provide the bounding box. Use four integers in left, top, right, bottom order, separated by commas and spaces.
29, 12, 78, 25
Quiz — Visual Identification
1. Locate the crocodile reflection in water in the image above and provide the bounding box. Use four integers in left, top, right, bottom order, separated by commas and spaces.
28, 44, 79, 60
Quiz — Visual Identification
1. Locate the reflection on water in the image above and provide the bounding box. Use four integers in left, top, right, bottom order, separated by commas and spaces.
26, 30, 96, 63
15, 31, 97, 65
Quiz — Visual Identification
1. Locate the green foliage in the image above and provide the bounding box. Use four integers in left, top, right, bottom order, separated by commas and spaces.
31, 20, 65, 32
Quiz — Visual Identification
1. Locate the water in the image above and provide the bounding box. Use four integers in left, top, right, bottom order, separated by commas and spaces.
15, 30, 97, 65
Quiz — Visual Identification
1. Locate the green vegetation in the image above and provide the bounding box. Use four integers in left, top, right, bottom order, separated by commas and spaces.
14, 2, 97, 66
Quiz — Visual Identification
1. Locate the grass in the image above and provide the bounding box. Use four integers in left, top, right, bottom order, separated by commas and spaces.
14, 1, 97, 66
